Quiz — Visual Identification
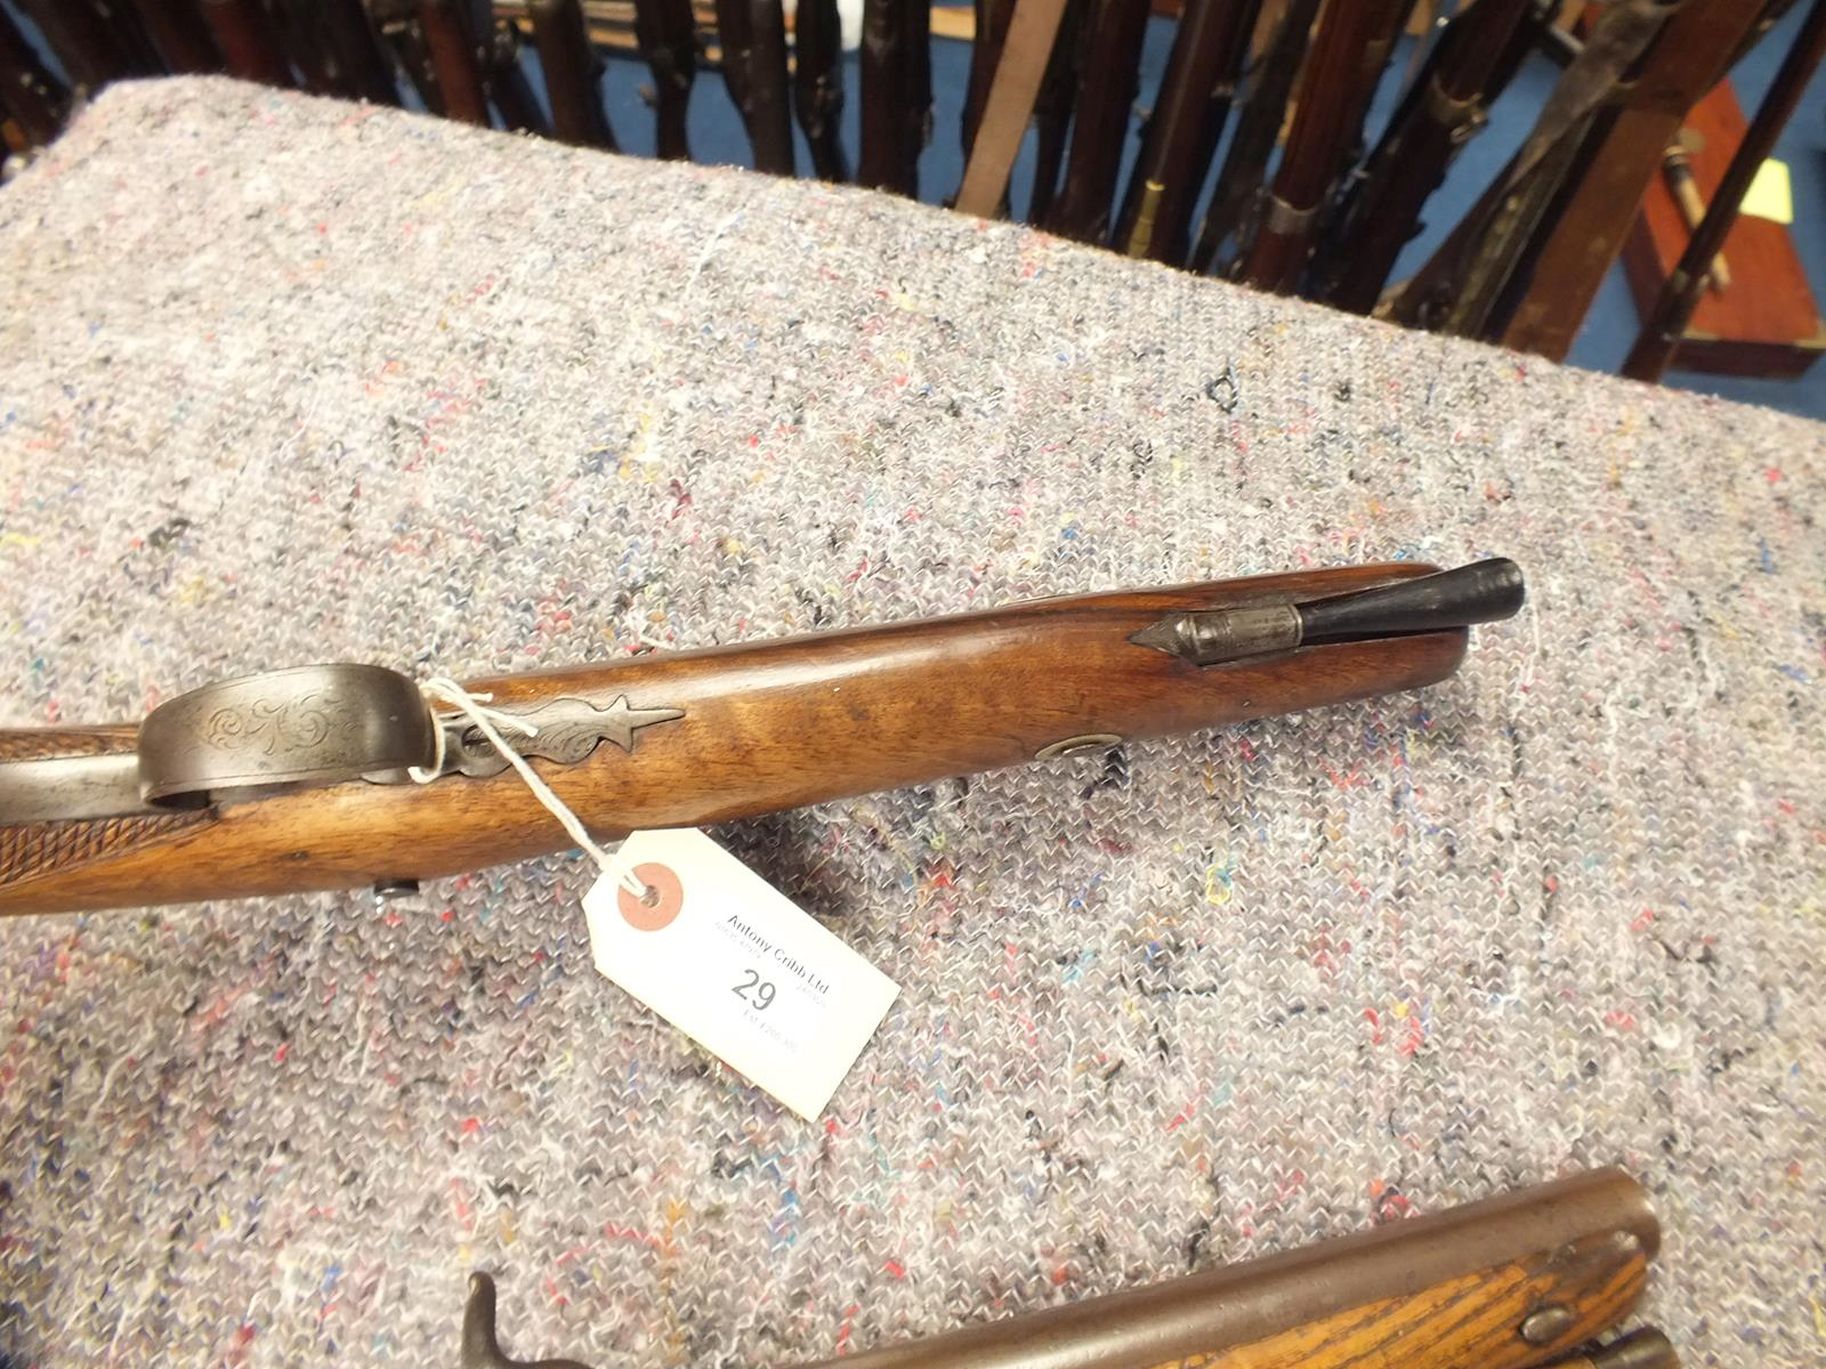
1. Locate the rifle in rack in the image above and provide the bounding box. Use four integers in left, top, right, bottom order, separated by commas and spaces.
1113, 0, 1263, 264
484, 12, 551, 133
1314, 0, 1547, 315
1044, 0, 1151, 242
0, 560, 1522, 917
714, 0, 794, 174
270, 0, 341, 92
16, 0, 157, 93
1190, 0, 1322, 274
793, 0, 847, 180
313, 0, 402, 103
1234, 0, 1413, 292
1497, 0, 1771, 360
531, 0, 618, 147
461, 1169, 1671, 1369
1381, 0, 1682, 336
632, 0, 697, 159
859, 0, 931, 197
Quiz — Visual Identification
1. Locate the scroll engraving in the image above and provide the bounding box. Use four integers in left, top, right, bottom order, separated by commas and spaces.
203, 690, 352, 756
445, 695, 686, 778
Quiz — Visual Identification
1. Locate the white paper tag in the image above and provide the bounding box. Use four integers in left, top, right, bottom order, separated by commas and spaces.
583, 828, 899, 1119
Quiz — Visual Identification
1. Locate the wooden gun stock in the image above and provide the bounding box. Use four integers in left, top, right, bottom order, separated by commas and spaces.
0, 563, 1513, 917
464, 1169, 1664, 1369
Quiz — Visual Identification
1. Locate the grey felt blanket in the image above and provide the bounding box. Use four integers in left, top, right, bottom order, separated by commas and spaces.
0, 78, 1822, 1368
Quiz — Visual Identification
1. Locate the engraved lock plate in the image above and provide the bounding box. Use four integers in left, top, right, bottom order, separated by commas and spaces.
137, 664, 437, 806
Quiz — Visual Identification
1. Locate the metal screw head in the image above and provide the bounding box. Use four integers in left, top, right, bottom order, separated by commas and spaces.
1519, 1303, 1578, 1346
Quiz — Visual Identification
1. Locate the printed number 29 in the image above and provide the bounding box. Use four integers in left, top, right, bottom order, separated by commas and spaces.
733, 969, 776, 1010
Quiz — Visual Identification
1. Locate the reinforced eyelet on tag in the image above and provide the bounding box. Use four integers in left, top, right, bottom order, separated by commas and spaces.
617, 861, 683, 930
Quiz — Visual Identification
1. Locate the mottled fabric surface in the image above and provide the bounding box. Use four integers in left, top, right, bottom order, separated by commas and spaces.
0, 78, 1822, 1369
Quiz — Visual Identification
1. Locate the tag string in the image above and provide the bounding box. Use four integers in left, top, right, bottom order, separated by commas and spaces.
410, 677, 649, 900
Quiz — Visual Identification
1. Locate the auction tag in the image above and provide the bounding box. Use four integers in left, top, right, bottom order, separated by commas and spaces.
582, 828, 899, 1119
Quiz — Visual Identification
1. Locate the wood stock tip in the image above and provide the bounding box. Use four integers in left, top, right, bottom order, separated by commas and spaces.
1539, 1166, 1661, 1264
